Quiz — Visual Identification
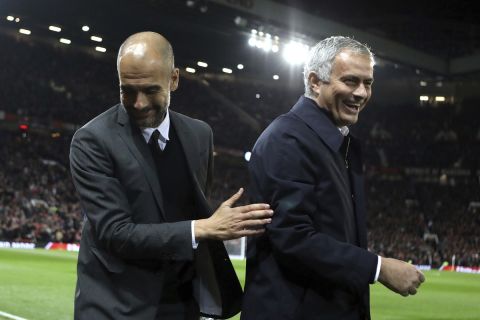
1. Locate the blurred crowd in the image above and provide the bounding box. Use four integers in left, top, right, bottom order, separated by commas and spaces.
367, 178, 480, 267
1, 33, 479, 267
0, 131, 82, 246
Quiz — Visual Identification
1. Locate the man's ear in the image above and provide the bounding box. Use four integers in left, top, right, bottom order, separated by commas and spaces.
308, 71, 323, 95
170, 68, 179, 91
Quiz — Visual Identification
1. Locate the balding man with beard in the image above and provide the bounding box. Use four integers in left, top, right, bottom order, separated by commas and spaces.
70, 31, 273, 320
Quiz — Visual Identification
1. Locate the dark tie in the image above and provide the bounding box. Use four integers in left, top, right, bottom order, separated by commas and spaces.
148, 129, 162, 158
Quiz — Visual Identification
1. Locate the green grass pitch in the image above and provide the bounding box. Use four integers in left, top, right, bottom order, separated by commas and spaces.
1, 249, 479, 319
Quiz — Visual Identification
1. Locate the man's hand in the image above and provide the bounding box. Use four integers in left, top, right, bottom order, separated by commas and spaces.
378, 257, 426, 296
195, 188, 273, 241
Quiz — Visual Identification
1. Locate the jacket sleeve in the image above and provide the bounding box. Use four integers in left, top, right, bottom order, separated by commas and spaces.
249, 129, 377, 296
70, 127, 193, 261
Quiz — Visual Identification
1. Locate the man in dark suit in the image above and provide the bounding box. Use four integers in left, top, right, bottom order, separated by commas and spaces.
69, 31, 273, 320
242, 36, 425, 319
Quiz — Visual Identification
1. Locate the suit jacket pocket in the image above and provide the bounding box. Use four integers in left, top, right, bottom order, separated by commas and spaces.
90, 247, 126, 273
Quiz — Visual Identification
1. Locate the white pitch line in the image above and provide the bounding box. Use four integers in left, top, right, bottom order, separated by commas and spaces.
0, 310, 28, 320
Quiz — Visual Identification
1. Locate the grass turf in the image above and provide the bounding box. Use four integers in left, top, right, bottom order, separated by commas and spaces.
0, 249, 479, 319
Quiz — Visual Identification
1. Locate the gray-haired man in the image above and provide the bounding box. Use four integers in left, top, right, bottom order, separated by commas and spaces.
242, 36, 425, 320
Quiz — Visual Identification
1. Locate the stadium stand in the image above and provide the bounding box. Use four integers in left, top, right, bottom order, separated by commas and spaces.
0, 32, 479, 268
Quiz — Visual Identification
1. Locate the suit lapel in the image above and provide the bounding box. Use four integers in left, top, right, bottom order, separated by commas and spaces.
290, 96, 344, 153
170, 111, 199, 174
115, 105, 166, 219
292, 97, 353, 207
292, 97, 366, 246
170, 111, 211, 213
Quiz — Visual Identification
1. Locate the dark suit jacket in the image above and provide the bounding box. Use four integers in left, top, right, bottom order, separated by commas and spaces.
241, 96, 378, 320
70, 104, 242, 319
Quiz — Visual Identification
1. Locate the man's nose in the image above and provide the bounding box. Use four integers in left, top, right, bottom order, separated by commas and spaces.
353, 84, 368, 99
134, 92, 148, 109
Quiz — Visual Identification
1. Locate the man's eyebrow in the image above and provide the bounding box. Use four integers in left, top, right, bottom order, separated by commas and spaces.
145, 85, 162, 90
120, 84, 162, 90
340, 75, 374, 82
340, 75, 360, 81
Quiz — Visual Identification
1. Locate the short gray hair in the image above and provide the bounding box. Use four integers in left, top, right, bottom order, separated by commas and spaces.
303, 36, 375, 98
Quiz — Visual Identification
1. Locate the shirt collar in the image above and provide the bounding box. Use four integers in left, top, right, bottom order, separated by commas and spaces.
338, 126, 349, 136
141, 109, 170, 144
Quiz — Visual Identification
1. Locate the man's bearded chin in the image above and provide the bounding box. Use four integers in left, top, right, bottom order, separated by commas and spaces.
150, 108, 167, 127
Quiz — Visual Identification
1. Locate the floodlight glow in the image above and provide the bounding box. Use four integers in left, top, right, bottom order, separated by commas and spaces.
95, 46, 106, 52
420, 81, 427, 87
59, 38, 71, 44
251, 29, 257, 34
255, 93, 261, 99
262, 38, 272, 52
90, 35, 102, 42
49, 25, 61, 32
15, 18, 20, 22
222, 68, 232, 74
6, 16, 14, 21
419, 96, 429, 101
249, 32, 280, 53
282, 41, 309, 65
19, 28, 31, 35
197, 61, 208, 68
186, 67, 196, 73
273, 75, 279, 80
82, 25, 90, 32
435, 96, 445, 102
237, 64, 244, 70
